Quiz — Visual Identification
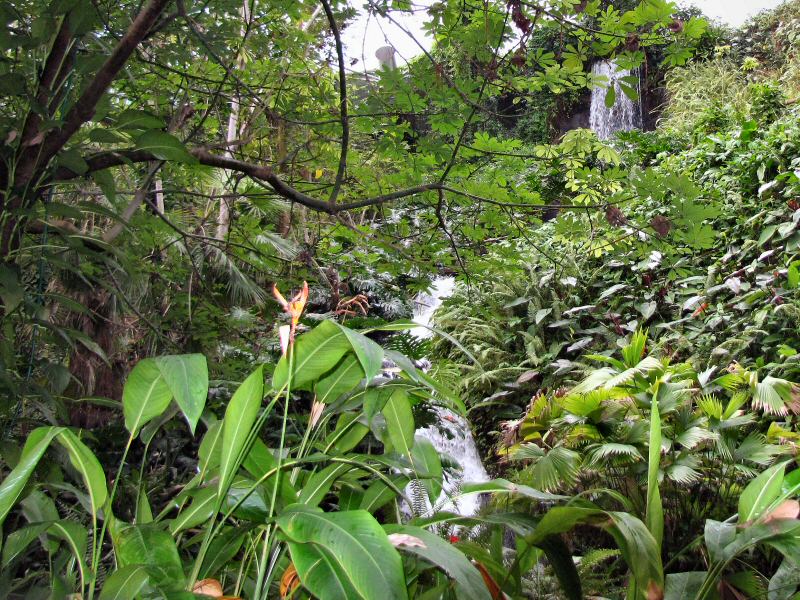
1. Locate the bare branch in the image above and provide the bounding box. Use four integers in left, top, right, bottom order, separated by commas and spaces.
17, 0, 174, 186
320, 0, 349, 205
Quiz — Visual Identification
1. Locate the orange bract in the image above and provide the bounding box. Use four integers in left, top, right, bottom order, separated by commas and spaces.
280, 563, 301, 598
273, 281, 309, 327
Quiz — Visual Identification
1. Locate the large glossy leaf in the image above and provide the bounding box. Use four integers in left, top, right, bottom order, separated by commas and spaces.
0, 427, 62, 527
664, 572, 705, 600
384, 524, 491, 600
273, 321, 351, 390
315, 355, 364, 404
769, 558, 800, 600
169, 487, 217, 534
537, 535, 582, 600
739, 461, 787, 524
382, 389, 415, 457
461, 478, 566, 502
277, 505, 407, 600
360, 474, 410, 513
1, 522, 50, 566
56, 429, 108, 517
298, 463, 353, 507
527, 506, 663, 594
334, 323, 384, 381
134, 130, 197, 163
154, 354, 208, 434
219, 366, 264, 496
198, 526, 249, 579
0, 427, 107, 528
242, 438, 297, 505
99, 565, 150, 600
328, 413, 369, 454
704, 520, 736, 563
114, 522, 185, 591
123, 359, 173, 436
49, 520, 89, 582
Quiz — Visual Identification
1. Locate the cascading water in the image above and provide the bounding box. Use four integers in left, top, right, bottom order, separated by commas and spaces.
589, 59, 642, 139
408, 276, 490, 517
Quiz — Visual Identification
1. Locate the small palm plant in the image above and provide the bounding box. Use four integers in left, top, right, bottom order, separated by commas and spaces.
501, 331, 793, 535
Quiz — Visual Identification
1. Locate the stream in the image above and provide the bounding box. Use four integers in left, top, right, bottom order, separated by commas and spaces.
409, 276, 490, 517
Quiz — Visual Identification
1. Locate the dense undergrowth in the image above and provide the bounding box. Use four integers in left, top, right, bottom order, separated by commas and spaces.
426, 8, 800, 596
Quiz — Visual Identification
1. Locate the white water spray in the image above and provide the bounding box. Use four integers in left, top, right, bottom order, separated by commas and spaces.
409, 277, 489, 517
589, 59, 642, 139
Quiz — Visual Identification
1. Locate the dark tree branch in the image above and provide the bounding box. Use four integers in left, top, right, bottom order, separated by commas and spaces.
17, 0, 174, 187
320, 0, 349, 205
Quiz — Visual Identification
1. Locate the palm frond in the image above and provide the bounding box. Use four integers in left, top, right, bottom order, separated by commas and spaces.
621, 329, 648, 368
585, 443, 643, 466
524, 446, 582, 492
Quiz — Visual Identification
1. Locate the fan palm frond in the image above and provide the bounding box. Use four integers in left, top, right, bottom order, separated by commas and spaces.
519, 446, 582, 492
585, 442, 643, 466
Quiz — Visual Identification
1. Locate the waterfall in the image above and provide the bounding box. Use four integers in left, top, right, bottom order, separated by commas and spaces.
409, 276, 490, 517
589, 59, 642, 139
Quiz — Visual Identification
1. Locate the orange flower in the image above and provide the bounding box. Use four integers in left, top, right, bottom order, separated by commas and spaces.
273, 281, 309, 327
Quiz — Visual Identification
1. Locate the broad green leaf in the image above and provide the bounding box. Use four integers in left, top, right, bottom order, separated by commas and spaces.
114, 522, 184, 591
604, 85, 616, 108
382, 389, 415, 458
56, 429, 109, 518
49, 520, 89, 585
739, 461, 787, 524
329, 413, 369, 454
664, 572, 705, 600
169, 487, 217, 534
461, 478, 566, 502
123, 359, 173, 436
0, 427, 62, 527
273, 321, 351, 390
154, 354, 208, 434
198, 420, 222, 475
527, 506, 663, 594
99, 565, 150, 600
334, 324, 384, 380
0, 427, 107, 528
538, 535, 582, 600
242, 439, 297, 505
198, 526, 249, 579
115, 109, 165, 130
277, 505, 407, 600
315, 355, 364, 404
298, 463, 353, 506
788, 264, 799, 289
134, 130, 197, 163
360, 475, 410, 513
219, 366, 264, 496
1, 522, 50, 565
768, 558, 800, 600
704, 520, 735, 563
384, 524, 491, 600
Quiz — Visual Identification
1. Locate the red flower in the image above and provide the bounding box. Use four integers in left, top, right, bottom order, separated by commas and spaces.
449, 535, 460, 543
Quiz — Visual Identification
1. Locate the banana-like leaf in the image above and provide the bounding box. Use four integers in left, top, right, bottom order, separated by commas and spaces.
273, 321, 351, 389
218, 365, 264, 496
384, 524, 492, 600
277, 505, 407, 600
